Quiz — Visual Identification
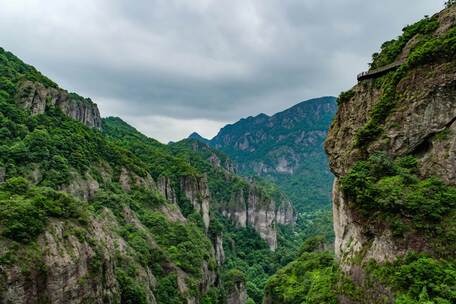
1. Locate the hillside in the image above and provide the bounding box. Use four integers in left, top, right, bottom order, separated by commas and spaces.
194, 96, 337, 212
265, 4, 456, 304
0, 47, 300, 303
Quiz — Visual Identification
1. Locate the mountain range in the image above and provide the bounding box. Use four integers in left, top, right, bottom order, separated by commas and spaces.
189, 96, 337, 212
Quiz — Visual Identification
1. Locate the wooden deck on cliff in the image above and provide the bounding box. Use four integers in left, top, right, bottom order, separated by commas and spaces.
357, 60, 405, 81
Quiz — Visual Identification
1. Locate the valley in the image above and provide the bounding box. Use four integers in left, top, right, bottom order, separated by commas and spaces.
1, 2, 456, 304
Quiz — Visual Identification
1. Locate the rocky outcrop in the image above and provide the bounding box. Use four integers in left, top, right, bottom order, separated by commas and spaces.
222, 188, 295, 251
0, 167, 4, 183
226, 281, 247, 304
181, 176, 211, 230
1, 212, 136, 304
325, 6, 456, 271
156, 176, 178, 204
15, 80, 102, 129
215, 235, 225, 265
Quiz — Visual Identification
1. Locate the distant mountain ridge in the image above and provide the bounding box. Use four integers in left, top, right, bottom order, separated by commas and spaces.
189, 96, 337, 212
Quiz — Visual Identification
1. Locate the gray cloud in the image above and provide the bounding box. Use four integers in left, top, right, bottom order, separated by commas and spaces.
0, 0, 446, 142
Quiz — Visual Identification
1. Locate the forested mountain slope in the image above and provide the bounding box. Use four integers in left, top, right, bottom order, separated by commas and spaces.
192, 96, 337, 212
0, 47, 298, 303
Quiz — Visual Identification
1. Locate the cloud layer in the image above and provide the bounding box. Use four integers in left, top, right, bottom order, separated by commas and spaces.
0, 0, 446, 142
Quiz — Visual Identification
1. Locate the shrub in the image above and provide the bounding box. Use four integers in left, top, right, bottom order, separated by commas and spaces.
340, 153, 456, 240
337, 89, 355, 105
0, 197, 46, 242
0, 179, 87, 242
370, 17, 439, 69
116, 269, 147, 304
264, 251, 337, 304
367, 253, 456, 303
155, 274, 184, 304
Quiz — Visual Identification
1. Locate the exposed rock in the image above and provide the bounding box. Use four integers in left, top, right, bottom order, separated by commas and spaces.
276, 198, 296, 225
181, 176, 211, 230
325, 6, 456, 272
15, 80, 102, 129
61, 171, 100, 201
222, 188, 295, 251
1, 217, 123, 304
226, 281, 248, 304
215, 235, 225, 265
118, 167, 156, 193
156, 176, 178, 204
0, 167, 5, 183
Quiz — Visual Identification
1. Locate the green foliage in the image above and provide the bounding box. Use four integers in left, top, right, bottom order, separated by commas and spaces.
370, 17, 439, 69
102, 117, 198, 179
337, 89, 355, 105
0, 177, 86, 242
0, 47, 57, 97
407, 27, 456, 68
367, 253, 456, 303
196, 97, 337, 213
201, 288, 223, 304
0, 100, 147, 188
138, 210, 213, 276
116, 269, 148, 304
264, 251, 338, 304
340, 153, 456, 251
223, 268, 246, 289
155, 274, 185, 304
446, 0, 456, 8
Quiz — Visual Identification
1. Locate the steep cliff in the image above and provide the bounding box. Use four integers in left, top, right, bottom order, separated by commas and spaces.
0, 47, 101, 129
16, 80, 102, 129
324, 5, 456, 302
170, 138, 296, 251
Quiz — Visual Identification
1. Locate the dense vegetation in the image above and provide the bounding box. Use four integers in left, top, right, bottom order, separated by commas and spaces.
367, 253, 456, 304
341, 153, 456, 255
264, 237, 346, 304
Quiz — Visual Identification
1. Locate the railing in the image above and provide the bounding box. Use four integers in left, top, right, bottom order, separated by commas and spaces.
357, 60, 405, 81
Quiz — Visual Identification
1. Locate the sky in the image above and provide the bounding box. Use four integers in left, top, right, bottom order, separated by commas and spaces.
0, 0, 446, 143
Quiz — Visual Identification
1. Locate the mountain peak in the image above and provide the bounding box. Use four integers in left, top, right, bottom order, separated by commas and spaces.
188, 132, 210, 144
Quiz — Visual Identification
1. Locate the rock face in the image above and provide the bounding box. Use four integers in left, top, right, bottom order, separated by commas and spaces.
215, 235, 225, 265
222, 187, 295, 251
173, 138, 297, 250
15, 80, 102, 129
226, 282, 248, 304
0, 211, 154, 304
325, 6, 456, 271
0, 167, 5, 183
181, 176, 211, 230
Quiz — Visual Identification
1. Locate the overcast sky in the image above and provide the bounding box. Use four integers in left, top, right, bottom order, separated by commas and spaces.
0, 0, 446, 142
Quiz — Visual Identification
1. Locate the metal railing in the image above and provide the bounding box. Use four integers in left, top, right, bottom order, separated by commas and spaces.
357, 60, 405, 81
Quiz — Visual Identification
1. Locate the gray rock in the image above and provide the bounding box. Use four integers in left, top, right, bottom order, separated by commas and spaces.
15, 80, 102, 129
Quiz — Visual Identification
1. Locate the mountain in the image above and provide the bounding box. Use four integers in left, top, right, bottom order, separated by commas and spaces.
0, 47, 299, 303
265, 4, 456, 303
191, 97, 337, 212
188, 132, 210, 145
